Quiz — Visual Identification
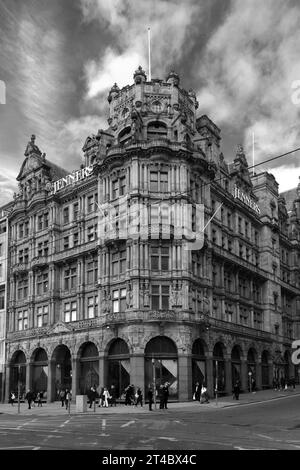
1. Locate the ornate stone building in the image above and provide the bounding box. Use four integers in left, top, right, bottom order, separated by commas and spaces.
4, 67, 300, 402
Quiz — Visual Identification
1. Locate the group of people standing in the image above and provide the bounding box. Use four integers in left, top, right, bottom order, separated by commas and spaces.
58, 389, 72, 409
193, 382, 210, 404
9, 390, 44, 408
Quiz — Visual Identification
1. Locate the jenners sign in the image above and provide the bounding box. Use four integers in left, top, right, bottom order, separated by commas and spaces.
233, 186, 260, 215
51, 165, 94, 194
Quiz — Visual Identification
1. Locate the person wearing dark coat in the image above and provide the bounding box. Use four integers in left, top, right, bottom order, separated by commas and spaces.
159, 385, 165, 409
194, 382, 200, 402
109, 385, 117, 406
88, 386, 97, 408
147, 387, 153, 411
135, 387, 143, 407
163, 383, 170, 409
25, 390, 34, 409
233, 380, 240, 400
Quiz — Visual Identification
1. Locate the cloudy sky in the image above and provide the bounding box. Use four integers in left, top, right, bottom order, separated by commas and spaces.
0, 0, 300, 205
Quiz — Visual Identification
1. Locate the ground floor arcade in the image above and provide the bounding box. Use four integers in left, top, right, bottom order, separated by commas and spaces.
4, 326, 296, 402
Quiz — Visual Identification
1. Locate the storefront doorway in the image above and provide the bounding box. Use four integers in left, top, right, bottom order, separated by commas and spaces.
52, 345, 72, 400
10, 351, 26, 399
107, 339, 130, 399
32, 348, 48, 395
79, 342, 99, 394
144, 336, 178, 399
192, 339, 206, 390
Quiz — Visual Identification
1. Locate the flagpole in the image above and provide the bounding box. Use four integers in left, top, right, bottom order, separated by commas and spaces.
148, 27, 151, 81
252, 132, 255, 176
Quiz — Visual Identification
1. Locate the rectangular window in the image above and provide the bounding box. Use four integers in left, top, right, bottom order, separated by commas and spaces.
87, 194, 97, 213
87, 225, 97, 242
64, 301, 77, 323
87, 295, 98, 319
150, 172, 158, 192
0, 286, 5, 309
73, 232, 79, 247
17, 310, 28, 331
64, 266, 77, 290
37, 214, 43, 230
151, 285, 169, 310
17, 276, 28, 300
63, 207, 69, 224
73, 202, 79, 220
37, 242, 43, 257
36, 272, 48, 295
112, 288, 127, 313
86, 258, 98, 284
160, 172, 168, 192
111, 249, 126, 276
19, 224, 24, 239
150, 245, 169, 271
63, 236, 69, 250
37, 305, 48, 327
119, 176, 126, 196
24, 221, 29, 236
112, 180, 119, 199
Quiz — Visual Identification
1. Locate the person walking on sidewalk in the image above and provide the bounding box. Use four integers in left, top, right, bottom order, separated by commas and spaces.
163, 382, 169, 409
147, 387, 153, 411
109, 385, 117, 406
233, 380, 240, 400
9, 391, 16, 406
25, 389, 34, 409
37, 391, 43, 407
200, 384, 209, 404
59, 389, 66, 407
65, 389, 72, 410
103, 387, 110, 407
135, 387, 143, 407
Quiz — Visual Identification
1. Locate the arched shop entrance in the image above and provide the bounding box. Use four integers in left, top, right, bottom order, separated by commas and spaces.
10, 351, 26, 399
145, 336, 178, 399
192, 339, 206, 390
32, 348, 48, 395
231, 345, 242, 387
261, 350, 270, 388
79, 342, 99, 394
107, 339, 130, 399
247, 348, 257, 391
51, 345, 72, 399
213, 342, 226, 393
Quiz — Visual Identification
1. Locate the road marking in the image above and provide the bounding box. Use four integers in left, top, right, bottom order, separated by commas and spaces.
0, 446, 36, 450
254, 434, 274, 440
100, 418, 109, 436
158, 437, 178, 442
121, 420, 135, 428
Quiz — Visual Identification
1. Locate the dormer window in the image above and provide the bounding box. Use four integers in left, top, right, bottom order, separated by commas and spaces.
147, 121, 167, 140
151, 100, 162, 113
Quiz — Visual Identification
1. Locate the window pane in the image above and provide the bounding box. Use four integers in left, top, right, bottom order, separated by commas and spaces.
162, 296, 169, 309
161, 257, 169, 271
120, 288, 126, 297
152, 295, 159, 309
113, 300, 119, 313
151, 257, 159, 270
152, 286, 159, 294
113, 290, 119, 299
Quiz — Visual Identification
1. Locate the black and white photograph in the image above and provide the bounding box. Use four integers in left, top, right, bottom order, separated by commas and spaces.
0, 0, 300, 457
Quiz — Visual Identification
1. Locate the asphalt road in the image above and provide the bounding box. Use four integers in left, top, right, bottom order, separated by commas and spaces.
0, 394, 300, 451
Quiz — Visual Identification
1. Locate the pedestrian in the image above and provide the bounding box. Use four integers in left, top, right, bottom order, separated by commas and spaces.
109, 385, 117, 406
65, 389, 72, 410
280, 376, 285, 391
37, 391, 43, 407
200, 384, 209, 404
159, 385, 164, 409
194, 382, 200, 402
147, 387, 153, 411
31, 391, 36, 407
125, 385, 132, 406
135, 387, 143, 407
103, 387, 110, 407
88, 386, 97, 409
9, 391, 16, 406
25, 389, 34, 409
233, 380, 240, 400
59, 389, 66, 407
163, 382, 169, 409
98, 387, 104, 407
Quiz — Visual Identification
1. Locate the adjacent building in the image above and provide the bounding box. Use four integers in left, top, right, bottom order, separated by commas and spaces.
4, 68, 300, 402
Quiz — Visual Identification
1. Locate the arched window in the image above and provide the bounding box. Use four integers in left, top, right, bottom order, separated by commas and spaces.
147, 121, 167, 140
118, 127, 131, 146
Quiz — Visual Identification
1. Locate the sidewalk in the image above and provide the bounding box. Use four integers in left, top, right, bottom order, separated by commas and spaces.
1, 386, 299, 416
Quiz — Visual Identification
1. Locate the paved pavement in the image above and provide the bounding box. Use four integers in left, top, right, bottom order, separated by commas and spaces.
1, 385, 299, 416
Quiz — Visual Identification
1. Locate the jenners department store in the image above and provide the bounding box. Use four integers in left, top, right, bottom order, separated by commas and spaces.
4, 68, 300, 402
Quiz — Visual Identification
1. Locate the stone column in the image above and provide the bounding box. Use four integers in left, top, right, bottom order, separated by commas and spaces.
4, 363, 10, 403
99, 353, 105, 389
47, 359, 54, 403
178, 354, 192, 401
240, 359, 248, 392
130, 354, 144, 395
71, 358, 79, 397
206, 355, 214, 397
26, 362, 32, 391
225, 357, 232, 395
256, 361, 262, 390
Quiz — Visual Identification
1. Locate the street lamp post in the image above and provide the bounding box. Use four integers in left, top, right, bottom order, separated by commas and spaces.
248, 371, 252, 393
215, 360, 218, 406
152, 356, 156, 410
17, 365, 21, 414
